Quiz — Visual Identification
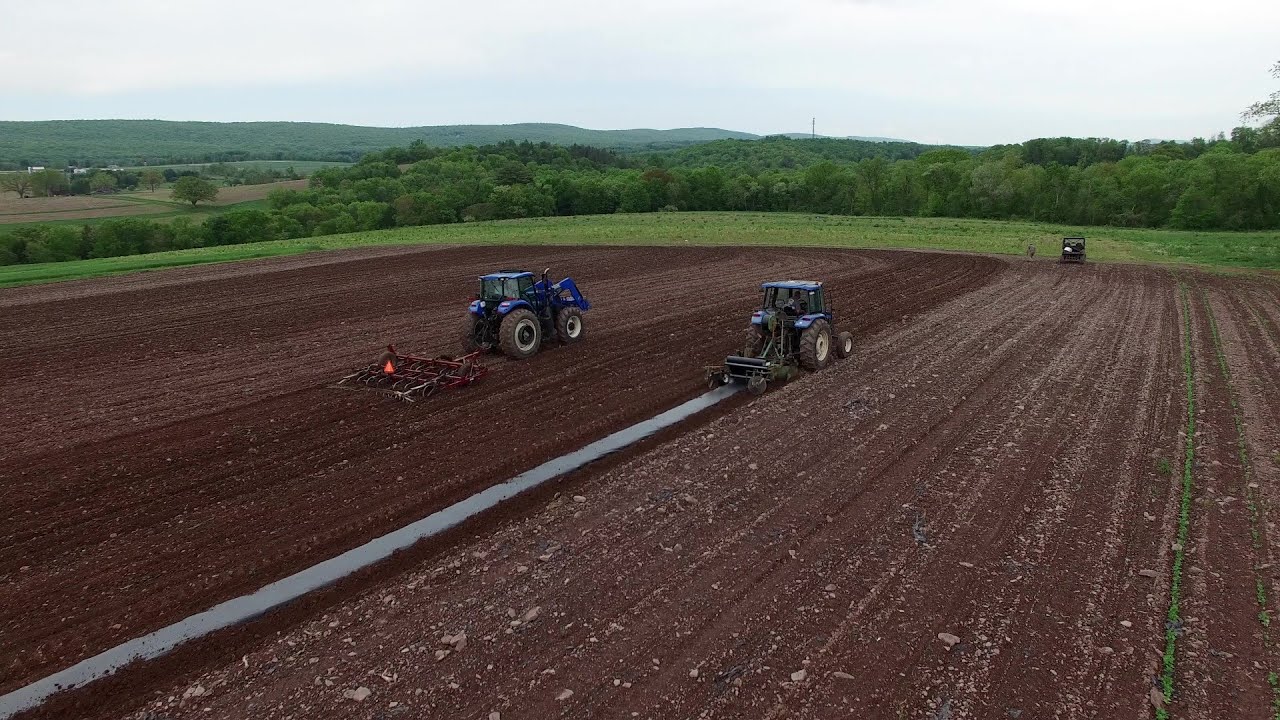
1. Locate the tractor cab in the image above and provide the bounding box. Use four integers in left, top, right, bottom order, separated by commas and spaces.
759, 281, 827, 321
478, 271, 535, 303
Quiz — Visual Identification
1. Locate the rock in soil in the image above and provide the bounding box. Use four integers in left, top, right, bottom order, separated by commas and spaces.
343, 686, 371, 702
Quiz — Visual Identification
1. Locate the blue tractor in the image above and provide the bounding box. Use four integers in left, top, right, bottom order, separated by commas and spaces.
708, 280, 854, 395
462, 269, 591, 359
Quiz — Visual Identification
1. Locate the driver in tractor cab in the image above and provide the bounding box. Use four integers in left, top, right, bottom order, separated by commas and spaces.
783, 290, 808, 316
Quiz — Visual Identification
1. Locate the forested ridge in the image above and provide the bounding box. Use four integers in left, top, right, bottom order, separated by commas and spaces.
3, 127, 1278, 266
0, 121, 757, 168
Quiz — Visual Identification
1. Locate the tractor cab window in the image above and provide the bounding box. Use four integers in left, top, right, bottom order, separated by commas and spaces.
763, 288, 813, 316
763, 288, 791, 311
517, 275, 534, 297
481, 277, 523, 300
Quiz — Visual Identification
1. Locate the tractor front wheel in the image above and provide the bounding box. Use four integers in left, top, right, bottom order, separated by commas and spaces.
499, 308, 542, 359
835, 331, 854, 359
798, 319, 832, 371
556, 307, 585, 344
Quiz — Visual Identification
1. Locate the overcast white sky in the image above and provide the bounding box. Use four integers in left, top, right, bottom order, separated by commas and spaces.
2, 0, 1276, 145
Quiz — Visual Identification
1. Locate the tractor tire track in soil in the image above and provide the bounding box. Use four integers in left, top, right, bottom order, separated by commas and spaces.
0, 246, 998, 699
54, 259, 1268, 720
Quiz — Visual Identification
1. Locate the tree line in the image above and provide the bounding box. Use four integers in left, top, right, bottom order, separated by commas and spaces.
2, 124, 1278, 266
0, 121, 757, 170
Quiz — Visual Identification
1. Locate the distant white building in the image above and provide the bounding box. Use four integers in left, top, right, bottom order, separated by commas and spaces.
26, 166, 45, 173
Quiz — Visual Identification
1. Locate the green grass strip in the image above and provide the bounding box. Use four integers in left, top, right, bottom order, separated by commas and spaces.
3, 213, 1280, 288
1158, 283, 1197, 719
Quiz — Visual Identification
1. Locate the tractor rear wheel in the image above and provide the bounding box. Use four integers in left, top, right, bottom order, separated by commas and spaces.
499, 308, 542, 359
556, 307, 585, 344
798, 319, 832, 371
743, 325, 765, 357
835, 331, 854, 359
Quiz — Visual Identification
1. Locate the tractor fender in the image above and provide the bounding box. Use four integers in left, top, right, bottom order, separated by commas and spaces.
494, 299, 533, 316
794, 313, 830, 329
468, 300, 485, 316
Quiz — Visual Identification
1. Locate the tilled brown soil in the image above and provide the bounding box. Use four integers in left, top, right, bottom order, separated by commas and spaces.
0, 245, 997, 699
1171, 273, 1280, 719
9, 249, 1278, 720
108, 260, 1276, 720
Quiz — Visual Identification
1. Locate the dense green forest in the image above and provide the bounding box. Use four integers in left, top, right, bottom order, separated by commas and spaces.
0, 121, 757, 168
4, 127, 1277, 267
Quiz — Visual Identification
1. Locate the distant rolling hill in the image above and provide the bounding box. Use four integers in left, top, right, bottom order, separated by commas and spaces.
777, 132, 910, 143
0, 121, 760, 168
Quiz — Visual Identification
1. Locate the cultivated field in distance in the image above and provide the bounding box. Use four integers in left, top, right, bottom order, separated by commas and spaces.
0, 178, 308, 225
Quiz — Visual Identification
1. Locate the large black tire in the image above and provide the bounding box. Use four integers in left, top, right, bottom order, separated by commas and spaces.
743, 325, 765, 357
798, 319, 832, 371
835, 331, 854, 359
556, 307, 585, 344
499, 308, 542, 359
461, 314, 496, 353
461, 314, 479, 353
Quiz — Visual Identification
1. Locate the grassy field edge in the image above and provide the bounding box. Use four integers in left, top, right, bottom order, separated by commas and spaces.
1, 212, 1277, 288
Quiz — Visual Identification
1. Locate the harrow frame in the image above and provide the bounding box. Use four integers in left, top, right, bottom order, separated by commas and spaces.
340, 345, 489, 402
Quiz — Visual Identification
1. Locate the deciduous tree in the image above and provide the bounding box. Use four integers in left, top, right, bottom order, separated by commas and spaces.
171, 176, 219, 207
141, 169, 164, 192
2, 173, 33, 198
30, 169, 69, 197
89, 172, 117, 194
1243, 61, 1280, 123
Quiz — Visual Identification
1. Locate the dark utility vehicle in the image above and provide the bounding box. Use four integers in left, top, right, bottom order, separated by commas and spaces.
1061, 236, 1086, 263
